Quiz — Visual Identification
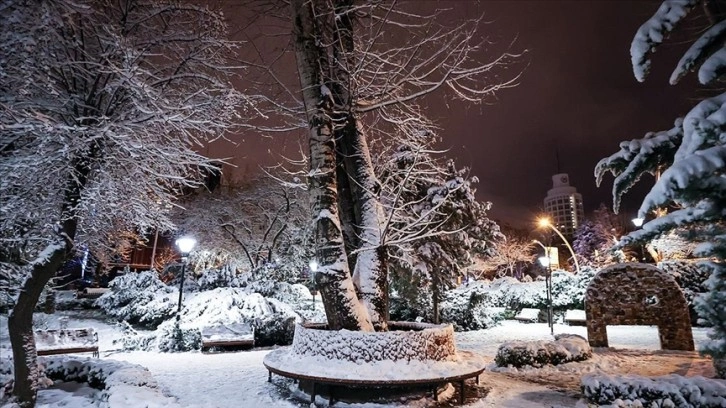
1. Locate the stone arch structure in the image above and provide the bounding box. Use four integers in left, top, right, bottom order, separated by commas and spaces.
585, 263, 694, 351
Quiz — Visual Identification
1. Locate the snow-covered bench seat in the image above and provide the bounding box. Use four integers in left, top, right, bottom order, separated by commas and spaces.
200, 323, 255, 351
564, 309, 586, 325
76, 287, 110, 299
513, 308, 540, 323
35, 328, 99, 357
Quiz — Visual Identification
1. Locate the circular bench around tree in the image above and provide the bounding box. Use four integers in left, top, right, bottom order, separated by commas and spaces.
585, 263, 694, 351
263, 322, 486, 405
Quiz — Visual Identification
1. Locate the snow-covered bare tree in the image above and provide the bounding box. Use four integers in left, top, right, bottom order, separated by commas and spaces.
598, 0, 726, 370
0, 0, 246, 404
172, 176, 311, 275
471, 237, 535, 280
279, 0, 519, 331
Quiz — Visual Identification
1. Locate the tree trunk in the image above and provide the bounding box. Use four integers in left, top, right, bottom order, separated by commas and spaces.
9, 242, 68, 407
340, 122, 387, 328
432, 280, 440, 324
328, 0, 389, 329
290, 0, 373, 331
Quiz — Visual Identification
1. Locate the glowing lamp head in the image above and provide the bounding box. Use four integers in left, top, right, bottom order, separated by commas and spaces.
537, 218, 551, 229
632, 217, 644, 227
309, 260, 319, 272
538, 256, 550, 267
175, 236, 196, 255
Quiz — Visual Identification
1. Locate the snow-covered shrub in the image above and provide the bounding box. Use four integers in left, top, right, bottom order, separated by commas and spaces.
581, 374, 726, 408
494, 333, 591, 368
196, 266, 245, 291
156, 320, 202, 352
440, 289, 503, 331
389, 286, 434, 323
41, 356, 180, 406
268, 282, 326, 324
116, 288, 303, 351
659, 260, 709, 324
96, 271, 176, 328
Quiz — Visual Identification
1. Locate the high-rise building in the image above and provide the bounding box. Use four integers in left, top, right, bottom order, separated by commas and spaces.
543, 173, 584, 239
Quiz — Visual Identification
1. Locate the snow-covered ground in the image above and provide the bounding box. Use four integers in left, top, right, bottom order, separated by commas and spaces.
0, 313, 716, 407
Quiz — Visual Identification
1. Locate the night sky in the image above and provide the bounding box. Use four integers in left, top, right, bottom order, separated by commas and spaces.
210, 1, 702, 228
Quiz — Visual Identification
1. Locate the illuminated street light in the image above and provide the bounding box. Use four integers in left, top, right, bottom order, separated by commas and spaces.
309, 260, 319, 273
175, 236, 196, 319
534, 243, 554, 336
632, 217, 644, 227
537, 217, 581, 275
538, 256, 549, 267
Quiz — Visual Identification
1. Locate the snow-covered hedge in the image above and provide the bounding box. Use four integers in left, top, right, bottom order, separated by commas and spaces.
96, 271, 176, 328
440, 290, 504, 331
41, 356, 181, 407
494, 334, 592, 368
581, 374, 726, 408
448, 268, 597, 313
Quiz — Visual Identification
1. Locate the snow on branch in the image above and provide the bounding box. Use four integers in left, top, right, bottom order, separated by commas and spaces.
670, 19, 726, 84
595, 119, 682, 213
631, 0, 699, 82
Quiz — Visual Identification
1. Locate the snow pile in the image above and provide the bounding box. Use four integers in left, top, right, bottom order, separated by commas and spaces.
581, 373, 726, 408
494, 333, 592, 368
41, 356, 181, 407
291, 322, 457, 362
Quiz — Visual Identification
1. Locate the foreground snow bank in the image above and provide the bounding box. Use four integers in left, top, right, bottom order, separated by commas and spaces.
494, 333, 592, 368
581, 374, 726, 408
42, 356, 181, 407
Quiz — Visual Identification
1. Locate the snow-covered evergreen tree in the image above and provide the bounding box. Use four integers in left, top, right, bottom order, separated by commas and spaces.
375, 133, 502, 323
598, 0, 726, 368
573, 220, 610, 267
0, 0, 245, 403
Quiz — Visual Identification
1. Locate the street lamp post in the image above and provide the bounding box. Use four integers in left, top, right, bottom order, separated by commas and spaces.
537, 249, 554, 336
175, 236, 196, 320
537, 217, 581, 274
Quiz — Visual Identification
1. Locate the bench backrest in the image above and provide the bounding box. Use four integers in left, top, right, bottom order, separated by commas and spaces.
201, 323, 254, 341
35, 328, 98, 350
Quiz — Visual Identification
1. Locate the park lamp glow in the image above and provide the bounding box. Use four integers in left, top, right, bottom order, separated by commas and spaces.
632, 217, 644, 227
537, 217, 552, 229
538, 256, 550, 267
175, 236, 196, 259
309, 260, 319, 272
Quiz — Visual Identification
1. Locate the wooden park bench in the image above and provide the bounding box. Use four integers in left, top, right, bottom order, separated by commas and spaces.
514, 308, 540, 323
76, 288, 110, 299
35, 328, 99, 358
265, 350, 484, 406
200, 323, 255, 352
564, 309, 587, 326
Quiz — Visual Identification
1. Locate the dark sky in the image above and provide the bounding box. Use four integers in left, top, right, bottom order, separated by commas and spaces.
210, 1, 701, 228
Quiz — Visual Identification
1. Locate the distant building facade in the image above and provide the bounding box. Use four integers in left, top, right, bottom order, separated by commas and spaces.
544, 173, 584, 240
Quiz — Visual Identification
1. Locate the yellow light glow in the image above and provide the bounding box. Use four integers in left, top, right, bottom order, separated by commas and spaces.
537, 217, 551, 228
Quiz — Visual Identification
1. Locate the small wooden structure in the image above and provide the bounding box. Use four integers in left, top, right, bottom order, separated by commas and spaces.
514, 308, 540, 323
35, 328, 99, 357
564, 309, 587, 326
200, 323, 255, 352
76, 288, 110, 299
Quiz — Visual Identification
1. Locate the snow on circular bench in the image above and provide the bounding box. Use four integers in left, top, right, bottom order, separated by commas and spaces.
263, 322, 486, 383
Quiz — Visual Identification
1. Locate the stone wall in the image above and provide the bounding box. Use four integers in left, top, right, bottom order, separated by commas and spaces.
585, 263, 694, 351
